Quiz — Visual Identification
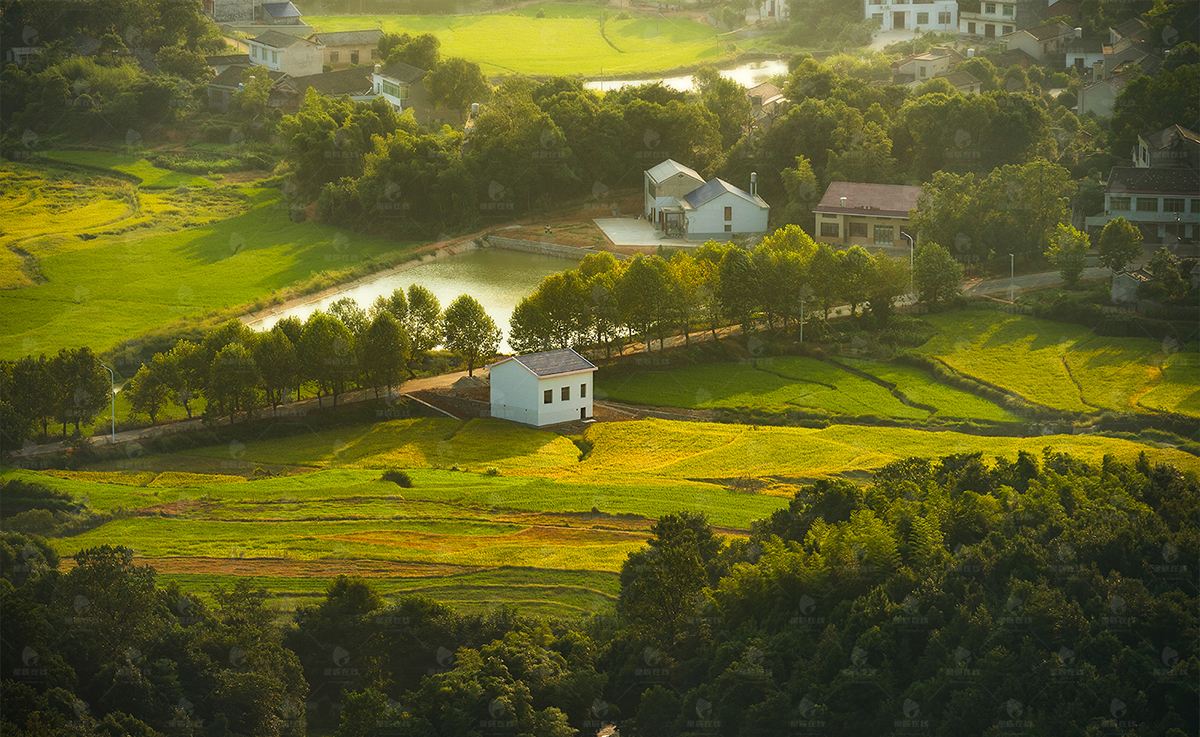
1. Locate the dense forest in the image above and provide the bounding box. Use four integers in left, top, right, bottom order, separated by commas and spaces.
3, 452, 1196, 736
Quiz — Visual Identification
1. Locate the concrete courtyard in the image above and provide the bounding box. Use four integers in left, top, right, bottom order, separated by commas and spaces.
594, 217, 695, 248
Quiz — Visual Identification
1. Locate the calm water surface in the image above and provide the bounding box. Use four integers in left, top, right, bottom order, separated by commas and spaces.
247, 248, 580, 351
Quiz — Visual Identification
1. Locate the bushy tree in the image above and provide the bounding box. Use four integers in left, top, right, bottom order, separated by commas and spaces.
442, 295, 501, 376
1044, 223, 1090, 287
913, 242, 963, 307
1097, 216, 1144, 273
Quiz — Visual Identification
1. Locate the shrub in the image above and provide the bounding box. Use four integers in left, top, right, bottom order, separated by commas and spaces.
484, 467, 500, 476
382, 469, 413, 487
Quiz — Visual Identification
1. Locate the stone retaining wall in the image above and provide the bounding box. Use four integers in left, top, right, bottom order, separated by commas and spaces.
482, 235, 626, 260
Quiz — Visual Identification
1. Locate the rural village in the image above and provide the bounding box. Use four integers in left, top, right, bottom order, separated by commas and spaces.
0, 0, 1198, 735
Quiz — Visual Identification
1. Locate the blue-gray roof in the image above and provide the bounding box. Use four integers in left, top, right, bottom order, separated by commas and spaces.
683, 178, 768, 209
503, 349, 596, 377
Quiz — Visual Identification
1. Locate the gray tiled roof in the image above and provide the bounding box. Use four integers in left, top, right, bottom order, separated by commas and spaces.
311, 29, 384, 47
1108, 166, 1200, 195
506, 349, 596, 377
377, 60, 426, 83
815, 181, 923, 218
251, 30, 314, 48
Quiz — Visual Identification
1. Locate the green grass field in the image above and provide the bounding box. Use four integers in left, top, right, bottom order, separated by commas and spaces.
916, 309, 1199, 417
9, 415, 1195, 616
598, 355, 1019, 424
0, 160, 421, 360
40, 149, 216, 188
307, 2, 732, 76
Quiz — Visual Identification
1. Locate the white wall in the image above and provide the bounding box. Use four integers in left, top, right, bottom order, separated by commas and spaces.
249, 40, 322, 76
864, 0, 957, 32
535, 371, 594, 426
490, 363, 594, 427
686, 192, 769, 240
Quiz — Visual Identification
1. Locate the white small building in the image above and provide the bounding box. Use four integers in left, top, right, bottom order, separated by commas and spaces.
958, 0, 1017, 38
489, 349, 596, 427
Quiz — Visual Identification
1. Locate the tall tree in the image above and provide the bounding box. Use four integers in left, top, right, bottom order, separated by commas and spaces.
360, 312, 410, 394
405, 285, 443, 373
441, 295, 501, 377
913, 242, 963, 308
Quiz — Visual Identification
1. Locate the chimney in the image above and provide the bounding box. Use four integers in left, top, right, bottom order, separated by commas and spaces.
373, 63, 381, 74
967, 47, 976, 58
840, 196, 847, 208
1074, 27, 1082, 38
470, 102, 480, 115
750, 172, 758, 197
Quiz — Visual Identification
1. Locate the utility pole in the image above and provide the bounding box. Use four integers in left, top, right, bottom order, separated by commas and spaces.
902, 232, 915, 299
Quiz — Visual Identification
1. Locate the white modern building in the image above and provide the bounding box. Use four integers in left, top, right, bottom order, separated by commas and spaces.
864, 0, 957, 33
644, 159, 769, 241
247, 31, 323, 78
489, 349, 596, 427
371, 61, 427, 112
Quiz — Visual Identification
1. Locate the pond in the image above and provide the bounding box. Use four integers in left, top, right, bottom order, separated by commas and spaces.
583, 58, 789, 92
246, 247, 580, 351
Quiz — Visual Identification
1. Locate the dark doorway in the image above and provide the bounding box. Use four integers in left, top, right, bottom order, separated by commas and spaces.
580, 407, 587, 420
893, 12, 905, 29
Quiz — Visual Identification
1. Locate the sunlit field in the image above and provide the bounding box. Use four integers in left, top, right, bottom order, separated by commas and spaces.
917, 309, 1199, 417
0, 160, 421, 359
8, 415, 1194, 616
307, 2, 730, 76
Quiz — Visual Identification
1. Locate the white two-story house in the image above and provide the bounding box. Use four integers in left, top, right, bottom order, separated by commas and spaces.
644, 160, 769, 241
247, 31, 322, 78
958, 0, 1017, 38
489, 349, 596, 427
864, 0, 957, 33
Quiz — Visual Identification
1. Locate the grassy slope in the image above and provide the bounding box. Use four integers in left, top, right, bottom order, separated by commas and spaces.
598, 355, 1018, 423
9, 416, 1196, 616
0, 161, 421, 359
916, 309, 1198, 417
40, 149, 216, 188
306, 2, 726, 75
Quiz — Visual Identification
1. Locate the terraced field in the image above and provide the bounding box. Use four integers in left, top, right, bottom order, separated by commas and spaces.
598, 355, 1020, 424
9, 416, 1195, 617
0, 159, 421, 359
307, 2, 730, 76
917, 309, 1199, 417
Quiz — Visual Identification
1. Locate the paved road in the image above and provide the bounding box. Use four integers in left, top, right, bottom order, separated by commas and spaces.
10, 370, 471, 460
966, 267, 1109, 297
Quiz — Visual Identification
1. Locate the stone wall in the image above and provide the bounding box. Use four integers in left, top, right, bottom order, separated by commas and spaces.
482, 235, 627, 261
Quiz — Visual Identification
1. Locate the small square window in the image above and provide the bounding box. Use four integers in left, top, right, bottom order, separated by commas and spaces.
543, 389, 552, 404
580, 383, 587, 398
724, 224, 733, 232
561, 386, 570, 401
820, 222, 839, 237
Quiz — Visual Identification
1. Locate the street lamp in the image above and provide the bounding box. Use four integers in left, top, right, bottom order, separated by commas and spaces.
1009, 253, 1015, 302
100, 362, 115, 444
901, 231, 915, 298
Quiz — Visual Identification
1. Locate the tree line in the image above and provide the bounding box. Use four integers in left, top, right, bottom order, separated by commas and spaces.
508, 226, 963, 357
3, 451, 1195, 735
0, 287, 501, 449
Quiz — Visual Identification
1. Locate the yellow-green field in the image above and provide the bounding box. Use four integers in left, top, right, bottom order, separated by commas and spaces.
0, 159, 421, 359
7, 416, 1195, 617
917, 309, 1199, 417
307, 3, 736, 76
598, 355, 1020, 424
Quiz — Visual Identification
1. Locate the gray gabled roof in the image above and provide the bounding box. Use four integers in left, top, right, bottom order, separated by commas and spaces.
682, 178, 768, 209
496, 349, 596, 377
646, 158, 704, 185
251, 30, 315, 48
261, 1, 301, 18
310, 29, 384, 47
376, 60, 426, 83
